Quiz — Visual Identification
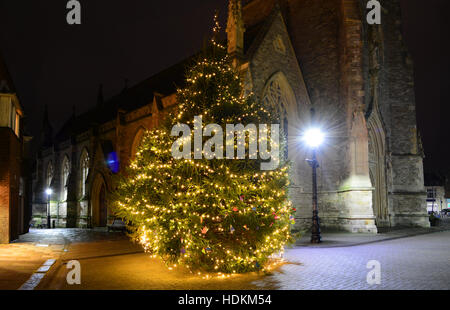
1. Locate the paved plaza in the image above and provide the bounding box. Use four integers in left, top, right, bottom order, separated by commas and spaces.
0, 225, 449, 290
266, 231, 450, 290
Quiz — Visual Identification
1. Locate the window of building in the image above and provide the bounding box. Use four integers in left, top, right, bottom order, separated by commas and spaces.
262, 78, 291, 160
80, 150, 89, 198
10, 104, 16, 134
427, 188, 436, 199
0, 97, 21, 136
14, 112, 20, 136
46, 162, 54, 188
131, 127, 147, 160
61, 156, 70, 201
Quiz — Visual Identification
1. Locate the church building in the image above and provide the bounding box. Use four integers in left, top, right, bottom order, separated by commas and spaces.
32, 0, 429, 232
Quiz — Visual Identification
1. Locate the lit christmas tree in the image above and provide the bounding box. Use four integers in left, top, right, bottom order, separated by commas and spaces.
112, 16, 295, 274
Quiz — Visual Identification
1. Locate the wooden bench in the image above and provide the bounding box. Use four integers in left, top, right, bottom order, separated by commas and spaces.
107, 218, 127, 232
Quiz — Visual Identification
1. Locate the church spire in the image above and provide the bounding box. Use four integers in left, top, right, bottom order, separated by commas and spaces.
226, 0, 245, 59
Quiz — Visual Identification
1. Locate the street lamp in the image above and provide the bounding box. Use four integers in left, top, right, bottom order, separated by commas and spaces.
45, 188, 52, 229
302, 127, 325, 244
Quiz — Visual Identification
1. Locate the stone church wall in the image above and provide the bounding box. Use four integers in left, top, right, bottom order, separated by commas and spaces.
31, 0, 428, 232
31, 102, 165, 228
365, 0, 428, 227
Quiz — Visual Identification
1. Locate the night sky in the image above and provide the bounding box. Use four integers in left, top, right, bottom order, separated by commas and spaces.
0, 0, 448, 175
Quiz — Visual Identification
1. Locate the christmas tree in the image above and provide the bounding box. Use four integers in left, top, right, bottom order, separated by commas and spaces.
112, 16, 295, 274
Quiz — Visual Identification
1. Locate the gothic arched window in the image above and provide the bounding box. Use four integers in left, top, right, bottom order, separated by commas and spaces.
262, 73, 297, 161
46, 162, 54, 188
131, 127, 147, 160
80, 149, 89, 198
283, 110, 289, 158
61, 156, 70, 201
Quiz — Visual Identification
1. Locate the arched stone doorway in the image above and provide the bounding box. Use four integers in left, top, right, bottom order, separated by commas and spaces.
368, 111, 389, 227
91, 173, 108, 227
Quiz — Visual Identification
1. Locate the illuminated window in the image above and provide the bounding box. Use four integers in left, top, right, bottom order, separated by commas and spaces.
262, 78, 290, 159
131, 127, 147, 160
80, 150, 89, 197
14, 112, 20, 136
10, 104, 16, 134
46, 162, 54, 187
61, 156, 70, 201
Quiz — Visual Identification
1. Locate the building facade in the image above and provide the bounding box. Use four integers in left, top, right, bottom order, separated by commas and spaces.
32, 0, 429, 232
425, 186, 447, 214
0, 52, 29, 243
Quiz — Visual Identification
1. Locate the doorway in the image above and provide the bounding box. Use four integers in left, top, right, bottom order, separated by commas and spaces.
91, 173, 108, 227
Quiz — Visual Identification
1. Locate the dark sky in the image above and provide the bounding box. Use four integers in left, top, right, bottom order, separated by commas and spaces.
0, 0, 448, 174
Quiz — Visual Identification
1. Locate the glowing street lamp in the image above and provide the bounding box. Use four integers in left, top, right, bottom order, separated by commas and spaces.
302, 126, 325, 244
303, 128, 325, 148
45, 188, 52, 229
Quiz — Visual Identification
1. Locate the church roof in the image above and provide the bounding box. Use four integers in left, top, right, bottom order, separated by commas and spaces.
109, 57, 189, 113
54, 57, 191, 143
243, 0, 279, 27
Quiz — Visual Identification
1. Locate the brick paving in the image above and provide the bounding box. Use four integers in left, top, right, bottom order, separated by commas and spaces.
295, 218, 450, 248
0, 242, 63, 289
256, 230, 450, 290
1, 225, 449, 290
0, 228, 128, 290
46, 229, 450, 290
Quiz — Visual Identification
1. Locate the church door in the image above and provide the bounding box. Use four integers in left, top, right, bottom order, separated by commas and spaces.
99, 184, 107, 227
91, 173, 108, 227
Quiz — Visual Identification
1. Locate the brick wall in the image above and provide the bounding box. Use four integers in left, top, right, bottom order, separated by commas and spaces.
0, 127, 21, 243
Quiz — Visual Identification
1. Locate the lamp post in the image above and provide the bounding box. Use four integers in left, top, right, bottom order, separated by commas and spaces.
303, 127, 324, 244
45, 188, 52, 229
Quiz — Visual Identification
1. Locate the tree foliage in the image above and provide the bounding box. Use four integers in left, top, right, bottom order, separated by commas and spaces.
112, 17, 295, 273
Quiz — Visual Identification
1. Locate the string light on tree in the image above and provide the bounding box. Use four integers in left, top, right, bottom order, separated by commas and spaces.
112, 15, 295, 274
